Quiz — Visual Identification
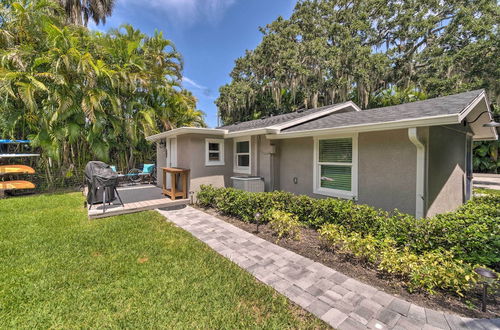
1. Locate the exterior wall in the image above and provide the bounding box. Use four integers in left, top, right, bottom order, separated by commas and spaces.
426, 125, 467, 216
277, 137, 318, 197
175, 134, 190, 169
228, 135, 275, 192
161, 134, 271, 193
357, 129, 417, 215
153, 125, 469, 216
255, 136, 275, 191
276, 130, 418, 215
155, 141, 167, 188
250, 136, 258, 175
176, 134, 233, 192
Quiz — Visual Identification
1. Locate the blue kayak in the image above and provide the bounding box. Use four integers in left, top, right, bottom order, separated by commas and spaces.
0, 139, 31, 144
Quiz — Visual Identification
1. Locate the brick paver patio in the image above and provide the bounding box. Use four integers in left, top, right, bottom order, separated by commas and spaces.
157, 206, 500, 330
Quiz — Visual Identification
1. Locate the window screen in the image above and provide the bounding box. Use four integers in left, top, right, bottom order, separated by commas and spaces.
318, 138, 353, 192
236, 141, 249, 153
320, 165, 352, 191
205, 139, 224, 165
208, 143, 220, 151
319, 139, 352, 163
235, 139, 250, 172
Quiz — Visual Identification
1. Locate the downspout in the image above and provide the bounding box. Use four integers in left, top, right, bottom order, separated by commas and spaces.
270, 152, 274, 191
256, 135, 260, 177
408, 128, 425, 218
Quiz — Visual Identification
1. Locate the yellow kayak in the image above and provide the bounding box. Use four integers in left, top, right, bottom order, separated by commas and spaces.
0, 165, 35, 175
0, 180, 36, 190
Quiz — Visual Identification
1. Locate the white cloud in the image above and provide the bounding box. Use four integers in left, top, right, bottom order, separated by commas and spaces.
183, 76, 213, 97
122, 0, 236, 26
182, 76, 206, 90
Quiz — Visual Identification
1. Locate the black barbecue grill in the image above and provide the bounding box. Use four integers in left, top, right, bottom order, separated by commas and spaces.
85, 161, 123, 213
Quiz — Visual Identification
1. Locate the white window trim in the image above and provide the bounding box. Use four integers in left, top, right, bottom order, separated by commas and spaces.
313, 134, 358, 200
233, 137, 251, 174
205, 138, 225, 166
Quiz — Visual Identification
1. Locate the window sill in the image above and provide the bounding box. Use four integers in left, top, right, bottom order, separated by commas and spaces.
205, 162, 225, 167
314, 188, 355, 200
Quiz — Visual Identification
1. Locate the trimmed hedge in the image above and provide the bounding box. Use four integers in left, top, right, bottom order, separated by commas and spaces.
319, 224, 478, 295
197, 185, 500, 267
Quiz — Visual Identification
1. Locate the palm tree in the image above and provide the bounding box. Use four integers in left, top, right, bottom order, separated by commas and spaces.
0, 3, 206, 186
58, 0, 115, 26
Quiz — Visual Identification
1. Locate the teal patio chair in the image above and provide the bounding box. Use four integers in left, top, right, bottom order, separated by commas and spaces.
109, 165, 126, 185
127, 164, 155, 184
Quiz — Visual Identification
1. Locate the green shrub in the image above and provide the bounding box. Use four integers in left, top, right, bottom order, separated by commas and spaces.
319, 224, 380, 263
320, 224, 479, 295
408, 251, 478, 295
196, 186, 500, 267
401, 195, 500, 266
213, 187, 255, 221
196, 184, 218, 207
379, 247, 479, 296
267, 209, 302, 241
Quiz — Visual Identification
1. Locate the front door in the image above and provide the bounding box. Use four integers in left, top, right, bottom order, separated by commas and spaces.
166, 138, 177, 188
465, 135, 473, 201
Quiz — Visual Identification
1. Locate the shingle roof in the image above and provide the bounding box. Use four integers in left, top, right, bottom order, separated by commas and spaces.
282, 89, 484, 133
218, 102, 355, 133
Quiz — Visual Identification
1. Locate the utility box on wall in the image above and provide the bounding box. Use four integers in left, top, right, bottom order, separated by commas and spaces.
230, 176, 265, 192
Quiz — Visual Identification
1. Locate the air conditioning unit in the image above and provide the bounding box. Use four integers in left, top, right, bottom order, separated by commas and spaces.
230, 176, 265, 192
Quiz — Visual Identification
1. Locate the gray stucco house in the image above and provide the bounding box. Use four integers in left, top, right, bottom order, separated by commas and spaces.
147, 89, 498, 217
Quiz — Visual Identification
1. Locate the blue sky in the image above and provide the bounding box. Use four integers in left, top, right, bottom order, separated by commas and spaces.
91, 0, 296, 127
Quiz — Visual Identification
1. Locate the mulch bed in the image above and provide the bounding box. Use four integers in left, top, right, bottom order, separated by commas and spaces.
194, 205, 499, 319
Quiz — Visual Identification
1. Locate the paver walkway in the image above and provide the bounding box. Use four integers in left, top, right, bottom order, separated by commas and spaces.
157, 206, 500, 330
473, 173, 500, 191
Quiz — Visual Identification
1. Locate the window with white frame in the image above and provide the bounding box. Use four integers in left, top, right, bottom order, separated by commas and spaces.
314, 135, 357, 199
205, 139, 224, 166
234, 138, 251, 174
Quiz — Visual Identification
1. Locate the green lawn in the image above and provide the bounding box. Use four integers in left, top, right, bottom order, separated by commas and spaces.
0, 193, 324, 328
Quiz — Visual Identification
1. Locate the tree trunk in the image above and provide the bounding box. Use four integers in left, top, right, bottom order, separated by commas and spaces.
128, 145, 135, 169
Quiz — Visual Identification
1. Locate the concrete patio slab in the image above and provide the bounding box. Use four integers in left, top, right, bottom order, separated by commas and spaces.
87, 184, 188, 219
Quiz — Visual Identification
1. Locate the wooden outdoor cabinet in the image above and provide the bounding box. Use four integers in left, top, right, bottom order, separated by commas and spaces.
161, 167, 190, 200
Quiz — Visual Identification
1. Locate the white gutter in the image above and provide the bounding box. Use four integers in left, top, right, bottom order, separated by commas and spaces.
225, 128, 280, 138
408, 128, 425, 218
146, 127, 227, 142
265, 114, 459, 139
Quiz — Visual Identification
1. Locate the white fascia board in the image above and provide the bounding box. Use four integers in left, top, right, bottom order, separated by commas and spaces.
224, 128, 280, 138
474, 136, 499, 141
268, 101, 359, 131
458, 92, 498, 141
146, 127, 227, 142
457, 90, 486, 122
265, 114, 459, 140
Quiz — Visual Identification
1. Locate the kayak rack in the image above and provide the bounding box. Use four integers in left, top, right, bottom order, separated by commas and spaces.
0, 140, 38, 197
